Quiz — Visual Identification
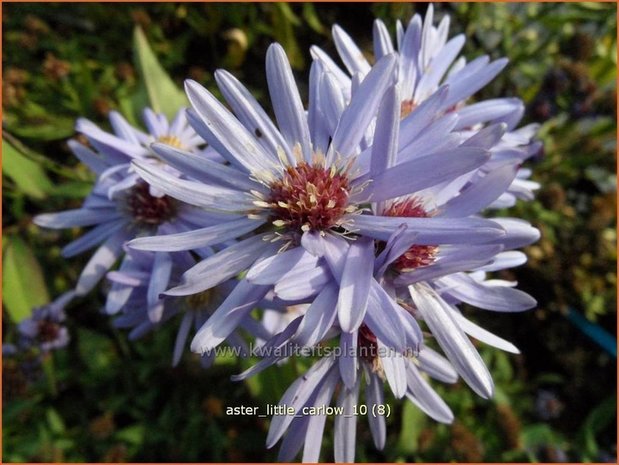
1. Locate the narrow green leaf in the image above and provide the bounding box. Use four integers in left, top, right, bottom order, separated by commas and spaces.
2, 139, 53, 199
133, 26, 187, 120
2, 235, 50, 322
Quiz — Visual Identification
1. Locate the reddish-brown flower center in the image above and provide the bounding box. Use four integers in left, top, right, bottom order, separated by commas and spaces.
385, 197, 438, 272
400, 99, 417, 119
37, 320, 61, 342
358, 324, 379, 364
125, 181, 177, 226
268, 162, 351, 232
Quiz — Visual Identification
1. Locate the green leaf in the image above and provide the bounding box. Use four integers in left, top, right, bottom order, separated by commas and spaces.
133, 26, 187, 120
397, 400, 428, 455
2, 139, 53, 199
46, 408, 66, 435
3, 236, 50, 322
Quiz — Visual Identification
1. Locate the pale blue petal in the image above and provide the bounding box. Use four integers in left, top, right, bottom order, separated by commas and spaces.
151, 142, 265, 192
215, 69, 291, 163
366, 373, 386, 449
146, 252, 172, 321
132, 159, 253, 213
408, 283, 494, 399
76, 230, 128, 295
339, 331, 358, 389
333, 376, 360, 462
184, 80, 276, 173
405, 360, 454, 423
414, 34, 465, 102
337, 238, 374, 332
443, 58, 509, 109
247, 246, 319, 285
68, 140, 108, 174
172, 311, 194, 367
302, 369, 340, 462
438, 164, 518, 217
332, 24, 371, 76
169, 235, 277, 296
294, 283, 339, 347
329, 54, 397, 161
373, 19, 394, 59
417, 347, 459, 383
455, 98, 524, 130
370, 84, 399, 181
358, 147, 490, 202
378, 338, 407, 398
274, 266, 330, 301
447, 306, 520, 353
190, 279, 271, 353
349, 214, 505, 244
267, 357, 336, 448
266, 43, 312, 162
440, 273, 536, 312
35, 208, 121, 229
62, 219, 126, 258
128, 217, 263, 252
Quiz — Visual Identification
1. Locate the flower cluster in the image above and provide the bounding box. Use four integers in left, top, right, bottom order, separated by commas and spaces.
34, 5, 540, 462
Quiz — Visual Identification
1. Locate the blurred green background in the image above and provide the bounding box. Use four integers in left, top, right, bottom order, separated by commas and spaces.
2, 2, 617, 462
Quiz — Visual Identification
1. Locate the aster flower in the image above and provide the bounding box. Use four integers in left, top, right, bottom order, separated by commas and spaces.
33, 108, 221, 297
17, 291, 75, 352
128, 43, 506, 359
311, 3, 542, 207
107, 249, 271, 367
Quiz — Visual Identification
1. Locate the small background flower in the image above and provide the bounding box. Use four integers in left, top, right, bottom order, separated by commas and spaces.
3, 3, 616, 462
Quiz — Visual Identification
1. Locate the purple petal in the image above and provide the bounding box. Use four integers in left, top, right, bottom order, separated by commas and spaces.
169, 235, 277, 296
370, 85, 399, 181
455, 98, 524, 130
333, 376, 360, 463
247, 245, 319, 285
329, 54, 397, 161
172, 311, 194, 367
150, 142, 264, 192
332, 24, 371, 76
414, 34, 465, 102
349, 214, 505, 244
184, 80, 275, 173
359, 147, 490, 202
267, 357, 337, 448
294, 283, 339, 347
146, 252, 172, 321
339, 331, 358, 389
215, 69, 292, 163
76, 230, 127, 295
447, 307, 520, 354
405, 359, 454, 423
366, 373, 386, 449
62, 219, 126, 258
373, 19, 394, 58
438, 164, 519, 217
128, 217, 263, 252
378, 338, 407, 399
408, 283, 494, 399
337, 238, 374, 332
34, 208, 121, 229
417, 347, 459, 384
443, 58, 509, 109
190, 279, 270, 353
440, 273, 537, 312
132, 159, 253, 213
266, 43, 312, 162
